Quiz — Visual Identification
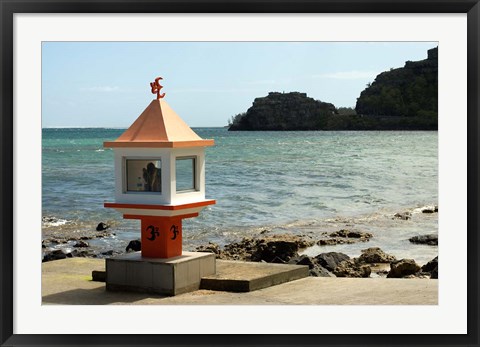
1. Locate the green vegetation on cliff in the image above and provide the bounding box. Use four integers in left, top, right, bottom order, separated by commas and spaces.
355, 47, 438, 129
228, 47, 438, 131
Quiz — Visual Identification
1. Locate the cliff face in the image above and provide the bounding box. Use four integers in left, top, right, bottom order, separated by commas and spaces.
228, 92, 336, 131
355, 47, 438, 126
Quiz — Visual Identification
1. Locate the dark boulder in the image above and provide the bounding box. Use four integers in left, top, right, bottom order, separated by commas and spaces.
288, 255, 316, 269
126, 240, 141, 252
219, 235, 313, 262
421, 206, 437, 213
387, 259, 421, 278
315, 252, 350, 272
95, 231, 114, 238
409, 234, 438, 246
421, 256, 438, 279
195, 242, 221, 255
73, 240, 89, 248
317, 230, 372, 246
96, 222, 110, 231
288, 255, 334, 277
421, 256, 438, 272
260, 234, 315, 249
221, 239, 252, 261
69, 249, 92, 257
333, 259, 371, 278
329, 229, 373, 239
250, 240, 299, 263
357, 247, 396, 264
42, 249, 67, 262
309, 265, 334, 277
317, 238, 355, 246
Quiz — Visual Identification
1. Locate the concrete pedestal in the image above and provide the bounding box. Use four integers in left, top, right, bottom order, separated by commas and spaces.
106, 251, 216, 296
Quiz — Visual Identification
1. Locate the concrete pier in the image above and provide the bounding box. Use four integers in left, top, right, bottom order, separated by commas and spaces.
42, 258, 437, 305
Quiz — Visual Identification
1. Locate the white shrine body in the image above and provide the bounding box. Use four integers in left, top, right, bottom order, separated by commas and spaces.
104, 99, 215, 218
111, 146, 208, 212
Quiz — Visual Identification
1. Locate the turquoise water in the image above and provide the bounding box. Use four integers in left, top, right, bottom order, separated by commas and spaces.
42, 128, 438, 263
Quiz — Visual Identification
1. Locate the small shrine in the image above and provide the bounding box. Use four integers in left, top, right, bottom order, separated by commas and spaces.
102, 77, 216, 295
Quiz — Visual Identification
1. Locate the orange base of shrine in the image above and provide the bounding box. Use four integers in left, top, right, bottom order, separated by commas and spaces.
124, 213, 198, 258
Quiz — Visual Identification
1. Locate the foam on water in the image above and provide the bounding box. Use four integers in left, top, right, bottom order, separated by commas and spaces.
42, 218, 71, 227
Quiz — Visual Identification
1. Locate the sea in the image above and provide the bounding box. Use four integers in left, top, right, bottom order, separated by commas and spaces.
42, 128, 438, 264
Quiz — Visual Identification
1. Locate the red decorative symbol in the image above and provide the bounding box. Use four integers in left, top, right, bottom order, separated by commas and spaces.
150, 77, 166, 99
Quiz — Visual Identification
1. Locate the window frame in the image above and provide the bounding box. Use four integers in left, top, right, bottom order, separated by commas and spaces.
175, 155, 198, 193
123, 157, 163, 195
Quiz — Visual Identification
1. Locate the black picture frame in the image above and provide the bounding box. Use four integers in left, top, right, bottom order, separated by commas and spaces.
1, 1, 479, 346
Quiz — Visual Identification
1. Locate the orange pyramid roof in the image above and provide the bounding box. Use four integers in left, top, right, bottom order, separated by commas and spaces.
104, 99, 214, 148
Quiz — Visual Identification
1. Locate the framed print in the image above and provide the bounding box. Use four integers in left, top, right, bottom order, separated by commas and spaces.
1, 1, 479, 346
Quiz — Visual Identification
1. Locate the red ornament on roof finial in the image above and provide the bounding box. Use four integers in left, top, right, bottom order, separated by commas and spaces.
150, 77, 165, 99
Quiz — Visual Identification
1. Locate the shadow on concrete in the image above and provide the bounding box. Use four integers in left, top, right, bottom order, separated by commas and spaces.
42, 285, 169, 305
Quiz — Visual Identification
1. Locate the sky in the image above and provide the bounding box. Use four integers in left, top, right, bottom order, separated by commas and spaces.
42, 41, 437, 127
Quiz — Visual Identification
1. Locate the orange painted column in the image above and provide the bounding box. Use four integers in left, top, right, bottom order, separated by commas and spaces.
123, 212, 199, 258
139, 216, 183, 258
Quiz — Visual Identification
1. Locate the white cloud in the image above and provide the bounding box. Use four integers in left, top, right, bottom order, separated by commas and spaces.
79, 86, 120, 92
312, 71, 378, 80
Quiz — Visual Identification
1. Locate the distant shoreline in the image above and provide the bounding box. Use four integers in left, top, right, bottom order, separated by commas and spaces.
42, 127, 438, 131
41, 126, 225, 130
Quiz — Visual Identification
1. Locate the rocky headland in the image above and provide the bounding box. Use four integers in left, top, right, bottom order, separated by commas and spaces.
228, 92, 336, 131
355, 47, 438, 129
228, 47, 438, 131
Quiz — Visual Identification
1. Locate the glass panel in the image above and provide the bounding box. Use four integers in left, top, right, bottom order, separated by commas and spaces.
176, 157, 196, 192
126, 159, 161, 192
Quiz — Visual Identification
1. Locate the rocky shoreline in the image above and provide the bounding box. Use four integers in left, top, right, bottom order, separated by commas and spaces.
42, 219, 123, 261
42, 205, 438, 279
192, 235, 438, 279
